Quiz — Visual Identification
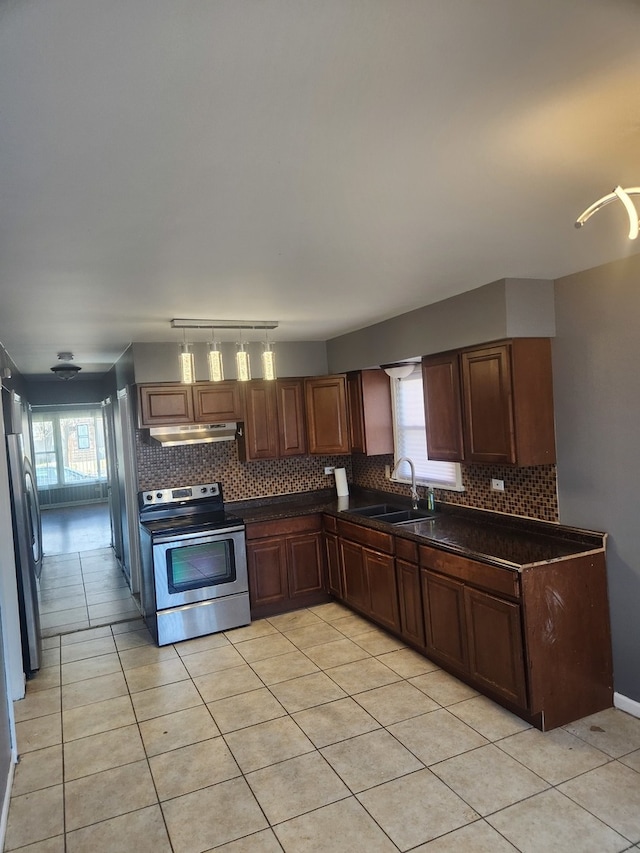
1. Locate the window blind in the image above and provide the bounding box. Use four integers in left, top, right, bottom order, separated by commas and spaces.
391, 369, 462, 490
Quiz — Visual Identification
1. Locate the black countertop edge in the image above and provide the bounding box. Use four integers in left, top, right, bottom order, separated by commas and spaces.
226, 486, 606, 570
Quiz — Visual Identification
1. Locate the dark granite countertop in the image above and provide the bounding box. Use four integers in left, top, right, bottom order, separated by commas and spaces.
226, 488, 606, 571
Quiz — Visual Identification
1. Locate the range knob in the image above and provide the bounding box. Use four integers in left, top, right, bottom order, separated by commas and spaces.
201, 487, 208, 493
145, 494, 153, 501
156, 492, 163, 499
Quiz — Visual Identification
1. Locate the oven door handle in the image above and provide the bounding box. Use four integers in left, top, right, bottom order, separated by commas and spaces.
151, 525, 246, 545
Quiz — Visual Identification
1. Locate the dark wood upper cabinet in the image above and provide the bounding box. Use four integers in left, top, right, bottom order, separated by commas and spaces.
237, 381, 279, 461
193, 381, 243, 423
461, 343, 516, 464
304, 375, 350, 455
421, 352, 465, 462
138, 383, 195, 426
347, 370, 394, 456
238, 378, 307, 462
276, 379, 307, 457
422, 338, 556, 466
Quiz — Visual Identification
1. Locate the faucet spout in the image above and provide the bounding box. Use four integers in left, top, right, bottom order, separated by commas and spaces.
391, 456, 419, 509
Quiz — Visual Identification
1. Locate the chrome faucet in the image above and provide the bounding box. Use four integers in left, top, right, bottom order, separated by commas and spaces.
391, 456, 419, 509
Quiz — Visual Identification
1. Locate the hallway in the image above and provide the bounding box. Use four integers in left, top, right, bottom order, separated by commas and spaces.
38, 503, 140, 637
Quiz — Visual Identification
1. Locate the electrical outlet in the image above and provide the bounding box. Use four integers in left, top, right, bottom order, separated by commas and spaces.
491, 478, 505, 492
324, 466, 335, 475
385, 464, 390, 479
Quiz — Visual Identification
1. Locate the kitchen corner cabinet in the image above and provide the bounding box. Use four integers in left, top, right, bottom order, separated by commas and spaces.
137, 381, 242, 427
337, 519, 399, 633
304, 375, 350, 455
347, 370, 394, 455
422, 338, 556, 466
238, 379, 307, 462
245, 515, 328, 618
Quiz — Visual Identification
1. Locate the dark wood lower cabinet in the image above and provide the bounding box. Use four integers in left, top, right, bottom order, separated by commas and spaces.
246, 515, 329, 618
465, 586, 527, 706
325, 532, 343, 598
340, 540, 369, 613
396, 558, 425, 648
339, 537, 400, 633
421, 570, 469, 672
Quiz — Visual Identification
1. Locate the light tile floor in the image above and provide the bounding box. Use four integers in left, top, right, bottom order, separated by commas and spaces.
38, 549, 141, 636
7, 602, 640, 852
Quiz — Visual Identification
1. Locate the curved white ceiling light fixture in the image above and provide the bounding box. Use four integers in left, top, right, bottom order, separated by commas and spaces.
575, 185, 640, 240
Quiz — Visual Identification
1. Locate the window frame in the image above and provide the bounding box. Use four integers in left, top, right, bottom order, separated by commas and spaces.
389, 367, 463, 491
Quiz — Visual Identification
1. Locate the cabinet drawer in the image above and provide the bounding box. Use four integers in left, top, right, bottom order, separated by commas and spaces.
395, 536, 418, 563
337, 519, 394, 554
323, 514, 338, 534
246, 514, 322, 541
419, 545, 520, 599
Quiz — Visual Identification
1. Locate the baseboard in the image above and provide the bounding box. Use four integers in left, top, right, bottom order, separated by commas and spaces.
614, 691, 640, 718
0, 760, 16, 851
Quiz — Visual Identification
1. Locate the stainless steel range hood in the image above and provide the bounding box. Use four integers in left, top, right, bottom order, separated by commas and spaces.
147, 423, 238, 447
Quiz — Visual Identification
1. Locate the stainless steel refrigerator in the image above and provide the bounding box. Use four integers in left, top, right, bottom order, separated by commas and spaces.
3, 389, 42, 675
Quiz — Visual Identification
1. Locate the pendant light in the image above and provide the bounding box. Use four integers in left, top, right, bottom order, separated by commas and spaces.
179, 331, 195, 384
207, 331, 224, 382
236, 338, 251, 382
262, 333, 276, 381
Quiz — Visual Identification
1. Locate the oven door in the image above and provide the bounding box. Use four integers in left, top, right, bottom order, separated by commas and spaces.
151, 526, 248, 611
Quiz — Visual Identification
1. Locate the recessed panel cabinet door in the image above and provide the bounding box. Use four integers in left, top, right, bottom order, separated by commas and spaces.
246, 539, 288, 608
461, 345, 515, 464
138, 384, 194, 426
421, 353, 464, 462
193, 382, 243, 423
304, 375, 350, 455
276, 379, 307, 456
340, 539, 369, 613
365, 548, 400, 633
287, 532, 324, 598
421, 569, 469, 672
325, 532, 343, 598
397, 558, 425, 647
240, 381, 279, 460
465, 586, 527, 706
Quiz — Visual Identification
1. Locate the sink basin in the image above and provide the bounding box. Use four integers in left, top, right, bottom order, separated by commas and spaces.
349, 504, 404, 517
374, 509, 436, 524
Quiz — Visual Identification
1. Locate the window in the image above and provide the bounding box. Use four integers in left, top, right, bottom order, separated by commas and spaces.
32, 408, 107, 490
390, 367, 462, 490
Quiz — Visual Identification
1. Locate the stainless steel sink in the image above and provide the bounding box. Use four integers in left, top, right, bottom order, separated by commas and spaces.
348, 505, 436, 525
349, 504, 404, 517
373, 509, 436, 524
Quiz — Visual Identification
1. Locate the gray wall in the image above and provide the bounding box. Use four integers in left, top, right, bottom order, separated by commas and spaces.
130, 341, 328, 384
554, 253, 640, 704
327, 278, 556, 372
24, 378, 109, 406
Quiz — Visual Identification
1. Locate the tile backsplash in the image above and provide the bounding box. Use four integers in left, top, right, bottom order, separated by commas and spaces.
136, 433, 557, 521
352, 454, 559, 522
135, 432, 352, 501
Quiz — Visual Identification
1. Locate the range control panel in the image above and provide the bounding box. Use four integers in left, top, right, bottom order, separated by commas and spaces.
139, 482, 221, 506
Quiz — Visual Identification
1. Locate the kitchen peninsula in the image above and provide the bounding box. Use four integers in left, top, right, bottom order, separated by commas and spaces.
233, 488, 612, 732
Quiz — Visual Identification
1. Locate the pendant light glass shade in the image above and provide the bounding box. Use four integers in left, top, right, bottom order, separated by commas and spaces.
262, 341, 276, 380
236, 342, 251, 381
179, 342, 195, 384
207, 341, 224, 382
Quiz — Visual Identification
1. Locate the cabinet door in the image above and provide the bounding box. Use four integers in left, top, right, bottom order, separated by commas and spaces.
461, 345, 515, 464
138, 384, 194, 426
421, 353, 464, 462
325, 532, 343, 598
304, 375, 350, 454
239, 381, 278, 460
365, 548, 400, 633
287, 532, 325, 599
276, 379, 307, 457
340, 540, 369, 613
397, 558, 425, 647
465, 586, 527, 707
193, 382, 243, 423
421, 569, 468, 672
348, 370, 394, 456
246, 538, 288, 609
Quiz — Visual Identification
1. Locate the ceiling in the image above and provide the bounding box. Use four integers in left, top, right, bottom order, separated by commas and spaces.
1, 0, 640, 379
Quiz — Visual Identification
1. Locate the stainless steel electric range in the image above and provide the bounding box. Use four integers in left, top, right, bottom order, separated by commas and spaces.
138, 482, 250, 646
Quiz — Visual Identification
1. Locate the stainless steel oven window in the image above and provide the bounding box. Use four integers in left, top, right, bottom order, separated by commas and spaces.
167, 540, 236, 593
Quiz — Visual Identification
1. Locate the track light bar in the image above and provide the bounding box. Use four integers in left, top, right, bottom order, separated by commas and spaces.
171, 319, 279, 330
